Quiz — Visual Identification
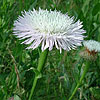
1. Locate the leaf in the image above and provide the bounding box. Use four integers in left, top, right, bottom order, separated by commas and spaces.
92, 3, 100, 16
90, 87, 100, 100
14, 95, 21, 100
98, 27, 100, 41
29, 0, 38, 10
33, 68, 42, 79
82, 0, 91, 17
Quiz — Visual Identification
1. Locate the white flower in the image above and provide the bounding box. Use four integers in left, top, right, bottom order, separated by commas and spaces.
13, 8, 85, 53
83, 40, 100, 52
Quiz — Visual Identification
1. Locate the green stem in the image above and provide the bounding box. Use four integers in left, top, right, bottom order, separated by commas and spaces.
68, 61, 90, 100
28, 49, 48, 100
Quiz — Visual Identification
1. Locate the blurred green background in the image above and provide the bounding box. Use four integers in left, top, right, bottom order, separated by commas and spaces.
0, 0, 100, 100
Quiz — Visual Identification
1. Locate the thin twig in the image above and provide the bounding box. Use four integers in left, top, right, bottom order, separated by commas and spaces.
8, 49, 20, 88
61, 51, 67, 65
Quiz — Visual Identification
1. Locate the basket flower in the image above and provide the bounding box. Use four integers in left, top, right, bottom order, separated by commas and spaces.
83, 40, 100, 52
13, 8, 85, 53
80, 40, 100, 60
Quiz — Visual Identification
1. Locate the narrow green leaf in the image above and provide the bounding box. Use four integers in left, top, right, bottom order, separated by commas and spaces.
92, 3, 100, 16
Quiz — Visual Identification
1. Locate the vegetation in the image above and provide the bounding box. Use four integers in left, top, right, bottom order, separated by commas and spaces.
0, 0, 100, 100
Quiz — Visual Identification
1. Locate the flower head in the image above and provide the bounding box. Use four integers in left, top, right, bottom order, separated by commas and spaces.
83, 40, 100, 52
13, 8, 85, 53
80, 40, 100, 60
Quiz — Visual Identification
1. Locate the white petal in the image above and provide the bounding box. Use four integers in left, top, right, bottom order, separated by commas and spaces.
44, 38, 49, 50
49, 37, 54, 51
54, 38, 59, 49
41, 39, 45, 51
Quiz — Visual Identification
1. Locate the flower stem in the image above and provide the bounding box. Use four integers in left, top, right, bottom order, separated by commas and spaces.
28, 49, 48, 100
68, 61, 90, 100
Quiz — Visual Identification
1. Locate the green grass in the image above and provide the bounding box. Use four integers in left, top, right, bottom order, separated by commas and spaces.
0, 0, 100, 100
